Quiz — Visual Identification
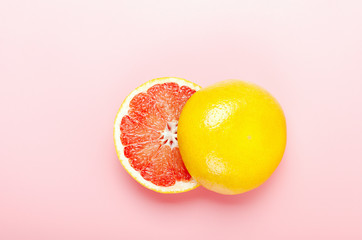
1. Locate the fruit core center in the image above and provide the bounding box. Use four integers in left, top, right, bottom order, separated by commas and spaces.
160, 121, 178, 148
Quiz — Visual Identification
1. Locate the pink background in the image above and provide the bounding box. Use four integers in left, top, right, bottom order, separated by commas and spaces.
1, 0, 361, 239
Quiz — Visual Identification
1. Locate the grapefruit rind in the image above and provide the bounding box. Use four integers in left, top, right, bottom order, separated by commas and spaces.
113, 77, 201, 193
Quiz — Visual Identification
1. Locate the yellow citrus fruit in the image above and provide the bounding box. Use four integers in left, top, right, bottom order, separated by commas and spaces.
178, 80, 287, 195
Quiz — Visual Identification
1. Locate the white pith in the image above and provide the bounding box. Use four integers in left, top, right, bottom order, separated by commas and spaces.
114, 78, 201, 193
160, 121, 178, 149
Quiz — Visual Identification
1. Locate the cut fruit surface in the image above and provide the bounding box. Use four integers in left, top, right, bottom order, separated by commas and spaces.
114, 77, 200, 193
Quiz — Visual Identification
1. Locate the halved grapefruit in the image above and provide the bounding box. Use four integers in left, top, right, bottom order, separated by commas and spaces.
113, 77, 201, 193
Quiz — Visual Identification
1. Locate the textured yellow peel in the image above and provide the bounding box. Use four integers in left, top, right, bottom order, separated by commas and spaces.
178, 80, 287, 195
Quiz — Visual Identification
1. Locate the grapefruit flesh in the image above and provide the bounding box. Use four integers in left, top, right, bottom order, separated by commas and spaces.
114, 78, 200, 193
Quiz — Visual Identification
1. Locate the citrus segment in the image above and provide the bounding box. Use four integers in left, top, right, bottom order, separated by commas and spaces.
128, 92, 166, 130
123, 141, 161, 172
140, 145, 174, 187
171, 148, 191, 181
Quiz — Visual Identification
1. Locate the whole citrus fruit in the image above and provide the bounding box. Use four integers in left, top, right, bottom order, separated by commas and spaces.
178, 80, 287, 195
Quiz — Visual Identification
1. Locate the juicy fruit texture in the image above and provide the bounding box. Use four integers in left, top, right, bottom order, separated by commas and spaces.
121, 84, 194, 186
114, 77, 200, 193
178, 80, 287, 195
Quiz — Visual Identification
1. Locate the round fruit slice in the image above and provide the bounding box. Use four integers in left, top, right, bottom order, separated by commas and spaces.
114, 77, 201, 193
